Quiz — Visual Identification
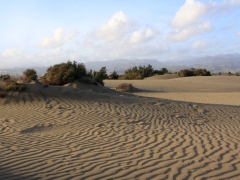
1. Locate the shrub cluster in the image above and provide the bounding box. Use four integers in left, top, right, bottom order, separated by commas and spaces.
22, 69, 37, 82
153, 68, 169, 76
108, 71, 119, 79
86, 67, 108, 86
119, 65, 169, 80
119, 71, 143, 80
0, 75, 25, 92
39, 61, 87, 85
178, 68, 211, 77
120, 65, 153, 80
216, 72, 240, 76
39, 61, 108, 86
115, 83, 134, 92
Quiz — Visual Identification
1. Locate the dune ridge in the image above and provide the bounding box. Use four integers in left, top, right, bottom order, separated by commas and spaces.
0, 77, 240, 179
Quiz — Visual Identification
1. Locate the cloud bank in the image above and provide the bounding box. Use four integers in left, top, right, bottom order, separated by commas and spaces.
86, 11, 165, 60
38, 28, 77, 48
1, 0, 240, 68
165, 0, 240, 42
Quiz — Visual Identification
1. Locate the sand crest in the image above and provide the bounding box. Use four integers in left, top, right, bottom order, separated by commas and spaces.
0, 77, 240, 179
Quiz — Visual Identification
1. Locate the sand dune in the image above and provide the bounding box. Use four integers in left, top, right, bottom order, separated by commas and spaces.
0, 77, 240, 179
105, 76, 240, 106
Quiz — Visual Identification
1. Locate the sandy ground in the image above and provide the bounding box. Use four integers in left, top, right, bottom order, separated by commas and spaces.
0, 76, 240, 180
105, 75, 240, 106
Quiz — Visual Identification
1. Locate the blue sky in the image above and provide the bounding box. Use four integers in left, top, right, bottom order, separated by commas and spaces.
1, 0, 240, 68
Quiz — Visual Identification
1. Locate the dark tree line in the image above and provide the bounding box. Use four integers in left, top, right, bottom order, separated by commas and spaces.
1, 61, 213, 90
178, 68, 211, 77
119, 65, 169, 80
85, 67, 108, 86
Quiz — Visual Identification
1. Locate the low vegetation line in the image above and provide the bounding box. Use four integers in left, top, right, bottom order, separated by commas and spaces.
0, 60, 216, 96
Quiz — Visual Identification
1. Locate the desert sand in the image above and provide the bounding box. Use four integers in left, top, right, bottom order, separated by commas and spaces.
0, 76, 240, 180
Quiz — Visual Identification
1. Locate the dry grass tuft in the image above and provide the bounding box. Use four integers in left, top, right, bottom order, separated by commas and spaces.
115, 83, 134, 92
0, 75, 26, 92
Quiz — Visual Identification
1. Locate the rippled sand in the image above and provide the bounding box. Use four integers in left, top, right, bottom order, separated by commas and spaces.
0, 76, 240, 180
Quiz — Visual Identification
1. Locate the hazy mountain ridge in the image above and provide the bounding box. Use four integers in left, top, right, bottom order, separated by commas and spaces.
85, 54, 240, 73
85, 59, 165, 74
0, 66, 48, 77
1, 54, 240, 76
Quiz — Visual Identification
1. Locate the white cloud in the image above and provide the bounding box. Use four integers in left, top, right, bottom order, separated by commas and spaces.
166, 0, 214, 42
237, 32, 240, 36
166, 0, 240, 42
171, 0, 240, 29
165, 21, 213, 42
0, 46, 88, 68
88, 43, 169, 61
85, 33, 168, 60
93, 11, 134, 42
0, 47, 27, 68
2, 47, 25, 57
38, 28, 77, 48
171, 0, 209, 28
86, 11, 164, 60
130, 28, 159, 44
191, 40, 213, 49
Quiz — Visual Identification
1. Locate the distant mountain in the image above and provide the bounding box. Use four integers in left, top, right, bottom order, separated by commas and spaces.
1, 54, 240, 76
84, 54, 240, 73
176, 53, 240, 73
0, 66, 48, 77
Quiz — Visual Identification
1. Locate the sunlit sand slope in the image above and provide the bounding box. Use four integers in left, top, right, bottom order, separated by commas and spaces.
0, 80, 240, 179
105, 76, 240, 106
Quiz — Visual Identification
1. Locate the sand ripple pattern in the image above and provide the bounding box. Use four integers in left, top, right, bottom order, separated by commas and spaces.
0, 87, 240, 179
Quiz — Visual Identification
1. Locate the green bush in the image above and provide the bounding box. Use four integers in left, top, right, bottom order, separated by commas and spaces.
123, 65, 154, 79
191, 68, 211, 76
120, 65, 169, 79
93, 67, 108, 86
40, 61, 87, 85
153, 68, 169, 75
108, 70, 119, 79
0, 76, 25, 92
86, 67, 108, 86
178, 68, 211, 77
178, 69, 194, 77
23, 69, 37, 82
119, 72, 143, 80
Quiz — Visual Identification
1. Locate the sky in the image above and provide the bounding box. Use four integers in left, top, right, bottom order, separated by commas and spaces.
1, 0, 240, 68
